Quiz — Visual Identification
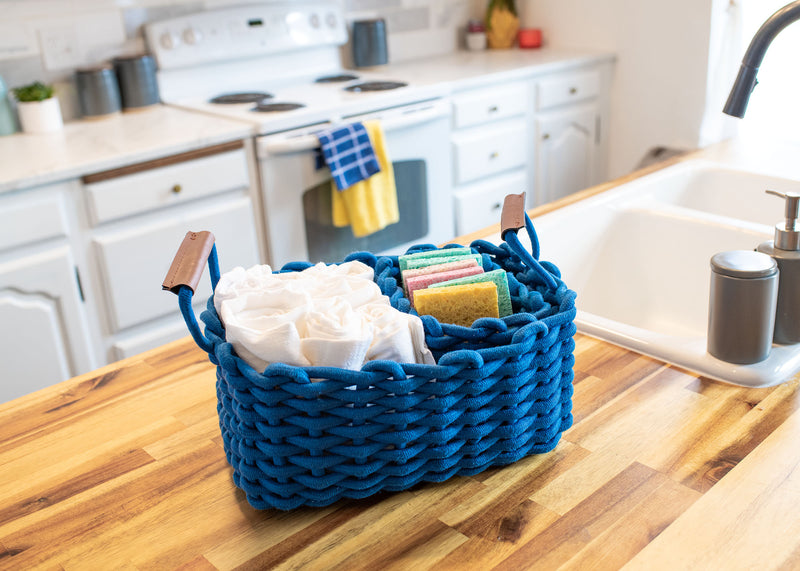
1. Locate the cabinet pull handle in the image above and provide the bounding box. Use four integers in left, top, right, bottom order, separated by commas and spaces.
488, 105, 498, 113
489, 151, 499, 159
569, 87, 578, 95
171, 184, 183, 194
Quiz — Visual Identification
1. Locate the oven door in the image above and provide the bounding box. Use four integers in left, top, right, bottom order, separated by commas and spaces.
257, 98, 453, 268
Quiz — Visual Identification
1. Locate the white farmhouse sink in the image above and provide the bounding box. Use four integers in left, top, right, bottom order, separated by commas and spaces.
489, 159, 800, 387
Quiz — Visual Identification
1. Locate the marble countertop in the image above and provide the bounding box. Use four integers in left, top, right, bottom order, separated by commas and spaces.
378, 47, 614, 91
0, 47, 613, 195
0, 105, 253, 194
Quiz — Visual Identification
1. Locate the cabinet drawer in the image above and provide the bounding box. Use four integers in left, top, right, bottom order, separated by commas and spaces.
452, 123, 527, 185
454, 170, 527, 236
92, 196, 259, 332
537, 70, 600, 111
0, 189, 69, 251
452, 83, 528, 129
83, 145, 249, 225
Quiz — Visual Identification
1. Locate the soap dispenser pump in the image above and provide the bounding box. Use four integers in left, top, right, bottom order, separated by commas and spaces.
757, 189, 800, 343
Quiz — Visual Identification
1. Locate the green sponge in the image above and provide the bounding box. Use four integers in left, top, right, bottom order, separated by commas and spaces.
399, 247, 474, 271
402, 253, 483, 271
431, 268, 512, 317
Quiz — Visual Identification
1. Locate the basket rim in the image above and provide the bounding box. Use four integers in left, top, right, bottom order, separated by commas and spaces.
201, 241, 576, 383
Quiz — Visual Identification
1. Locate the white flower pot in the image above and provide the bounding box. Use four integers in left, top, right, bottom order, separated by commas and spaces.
17, 96, 63, 134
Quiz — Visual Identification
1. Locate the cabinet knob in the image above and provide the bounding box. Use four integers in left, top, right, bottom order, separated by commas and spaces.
171, 184, 183, 194
492, 202, 502, 210
542, 133, 550, 141
488, 105, 498, 113
569, 87, 578, 95
489, 151, 499, 159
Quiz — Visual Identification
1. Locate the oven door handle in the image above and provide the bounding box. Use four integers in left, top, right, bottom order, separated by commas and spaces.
260, 104, 449, 156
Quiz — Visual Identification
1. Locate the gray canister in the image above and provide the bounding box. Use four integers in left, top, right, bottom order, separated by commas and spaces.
76, 65, 121, 117
351, 19, 388, 67
707, 250, 778, 364
113, 55, 160, 109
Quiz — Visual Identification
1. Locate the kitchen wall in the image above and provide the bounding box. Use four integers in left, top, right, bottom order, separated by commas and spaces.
0, 0, 477, 121
514, 0, 727, 178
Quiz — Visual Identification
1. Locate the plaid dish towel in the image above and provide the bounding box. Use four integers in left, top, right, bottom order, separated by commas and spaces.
316, 122, 381, 191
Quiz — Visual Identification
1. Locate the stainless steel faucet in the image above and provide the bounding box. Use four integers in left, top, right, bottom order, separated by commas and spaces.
724, 0, 800, 117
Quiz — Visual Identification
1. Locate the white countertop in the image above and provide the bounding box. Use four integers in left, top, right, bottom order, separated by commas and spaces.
0, 105, 253, 194
0, 47, 613, 194
376, 47, 615, 90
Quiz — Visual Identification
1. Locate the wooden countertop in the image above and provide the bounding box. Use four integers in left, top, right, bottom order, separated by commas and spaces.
4, 149, 800, 570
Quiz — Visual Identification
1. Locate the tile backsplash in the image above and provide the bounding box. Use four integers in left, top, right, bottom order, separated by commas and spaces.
0, 0, 483, 121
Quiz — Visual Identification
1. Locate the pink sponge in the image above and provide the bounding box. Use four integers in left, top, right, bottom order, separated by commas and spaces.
406, 265, 484, 307
401, 257, 481, 295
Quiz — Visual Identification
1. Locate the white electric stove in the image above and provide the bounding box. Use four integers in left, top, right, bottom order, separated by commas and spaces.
146, 1, 454, 267
145, 2, 447, 135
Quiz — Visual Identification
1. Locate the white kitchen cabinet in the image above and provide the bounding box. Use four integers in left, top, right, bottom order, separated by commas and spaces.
92, 197, 258, 333
535, 105, 597, 204
534, 68, 607, 205
454, 170, 527, 236
450, 81, 532, 235
79, 139, 262, 365
0, 182, 95, 403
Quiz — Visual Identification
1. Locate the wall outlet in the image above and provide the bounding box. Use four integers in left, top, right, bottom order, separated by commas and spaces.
38, 25, 82, 71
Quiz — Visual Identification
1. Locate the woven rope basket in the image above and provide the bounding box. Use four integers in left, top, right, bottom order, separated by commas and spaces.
166, 199, 577, 511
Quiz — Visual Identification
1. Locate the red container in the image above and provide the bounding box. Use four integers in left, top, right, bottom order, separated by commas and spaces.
518, 28, 542, 49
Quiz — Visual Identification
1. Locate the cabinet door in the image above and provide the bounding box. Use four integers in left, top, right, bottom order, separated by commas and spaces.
92, 197, 259, 333
0, 247, 92, 402
536, 104, 598, 205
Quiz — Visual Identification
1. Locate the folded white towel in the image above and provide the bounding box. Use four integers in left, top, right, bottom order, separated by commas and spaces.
213, 261, 434, 372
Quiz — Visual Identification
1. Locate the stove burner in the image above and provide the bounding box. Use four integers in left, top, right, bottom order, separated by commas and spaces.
210, 92, 273, 104
344, 81, 408, 93
315, 74, 359, 83
251, 102, 306, 112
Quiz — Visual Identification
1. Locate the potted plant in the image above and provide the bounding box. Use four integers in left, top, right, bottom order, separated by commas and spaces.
486, 0, 520, 49
12, 81, 63, 134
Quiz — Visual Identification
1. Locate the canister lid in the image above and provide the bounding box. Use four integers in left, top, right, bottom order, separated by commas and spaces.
710, 250, 777, 278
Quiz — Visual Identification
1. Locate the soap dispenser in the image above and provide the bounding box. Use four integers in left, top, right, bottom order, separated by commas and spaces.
757, 190, 800, 343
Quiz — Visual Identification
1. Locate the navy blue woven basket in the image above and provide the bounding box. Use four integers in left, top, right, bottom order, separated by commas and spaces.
165, 205, 576, 511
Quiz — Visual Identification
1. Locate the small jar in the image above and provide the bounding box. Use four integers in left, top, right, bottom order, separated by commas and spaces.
466, 20, 486, 51
518, 28, 542, 49
707, 250, 778, 364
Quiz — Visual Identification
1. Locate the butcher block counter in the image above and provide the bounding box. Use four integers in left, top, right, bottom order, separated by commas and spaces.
4, 142, 800, 570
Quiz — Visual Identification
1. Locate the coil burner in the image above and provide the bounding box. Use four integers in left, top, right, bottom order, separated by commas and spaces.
210, 92, 273, 104
315, 74, 359, 83
344, 81, 408, 92
251, 102, 306, 112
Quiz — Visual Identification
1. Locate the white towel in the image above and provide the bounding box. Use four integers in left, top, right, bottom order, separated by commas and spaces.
213, 261, 434, 372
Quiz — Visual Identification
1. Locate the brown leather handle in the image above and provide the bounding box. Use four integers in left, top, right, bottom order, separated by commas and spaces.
500, 192, 526, 240
162, 231, 215, 295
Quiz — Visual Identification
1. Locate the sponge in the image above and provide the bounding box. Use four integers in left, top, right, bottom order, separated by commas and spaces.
414, 281, 499, 327
430, 268, 512, 317
405, 265, 484, 306
400, 257, 481, 295
399, 247, 474, 271
403, 253, 483, 271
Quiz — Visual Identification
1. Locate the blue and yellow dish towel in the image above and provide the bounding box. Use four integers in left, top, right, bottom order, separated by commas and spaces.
323, 120, 399, 237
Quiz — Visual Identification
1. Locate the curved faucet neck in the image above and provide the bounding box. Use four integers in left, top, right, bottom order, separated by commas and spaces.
724, 0, 800, 118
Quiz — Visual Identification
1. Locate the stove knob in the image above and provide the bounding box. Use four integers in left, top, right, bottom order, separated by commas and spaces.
309, 13, 320, 28
326, 13, 338, 28
160, 31, 180, 50
182, 27, 203, 45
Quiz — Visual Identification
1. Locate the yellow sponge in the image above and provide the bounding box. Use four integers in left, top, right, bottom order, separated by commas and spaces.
414, 281, 499, 327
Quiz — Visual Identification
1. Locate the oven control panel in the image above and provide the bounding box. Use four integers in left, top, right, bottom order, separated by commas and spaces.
145, 2, 348, 69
